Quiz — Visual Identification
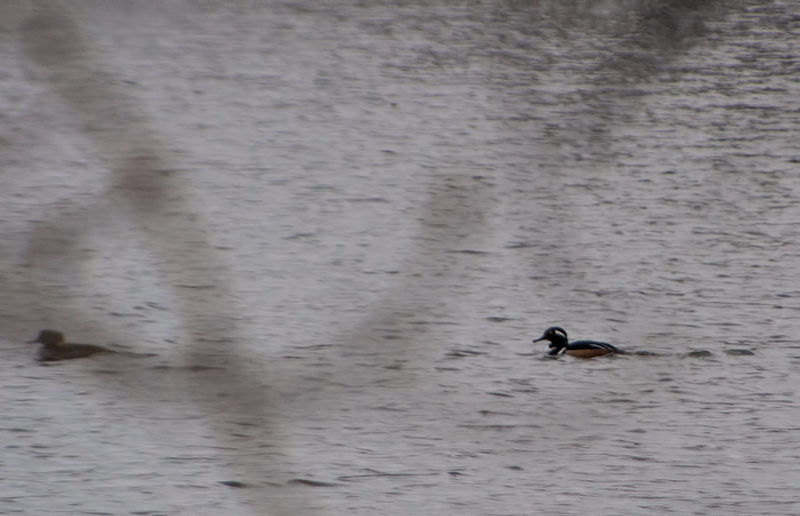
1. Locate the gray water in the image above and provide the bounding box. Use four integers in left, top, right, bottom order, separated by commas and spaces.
2, 1, 800, 515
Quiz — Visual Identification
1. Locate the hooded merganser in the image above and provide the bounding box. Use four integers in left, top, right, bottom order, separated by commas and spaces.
28, 330, 115, 361
534, 326, 623, 358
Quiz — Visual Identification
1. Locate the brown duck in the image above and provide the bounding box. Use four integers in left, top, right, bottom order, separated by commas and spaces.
29, 330, 116, 361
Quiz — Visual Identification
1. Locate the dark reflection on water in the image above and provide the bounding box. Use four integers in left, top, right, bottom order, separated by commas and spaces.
2, 0, 799, 514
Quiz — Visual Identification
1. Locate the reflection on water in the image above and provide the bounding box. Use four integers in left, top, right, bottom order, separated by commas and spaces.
1, 1, 799, 515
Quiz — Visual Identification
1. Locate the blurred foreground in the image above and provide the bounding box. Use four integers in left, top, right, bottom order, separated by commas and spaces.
2, 1, 800, 515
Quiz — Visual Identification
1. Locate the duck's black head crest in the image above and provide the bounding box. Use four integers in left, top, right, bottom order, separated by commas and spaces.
533, 326, 568, 344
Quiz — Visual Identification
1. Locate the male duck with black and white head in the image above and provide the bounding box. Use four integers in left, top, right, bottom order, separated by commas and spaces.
534, 326, 624, 358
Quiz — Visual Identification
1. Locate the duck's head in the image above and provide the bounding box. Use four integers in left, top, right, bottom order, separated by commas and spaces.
533, 326, 568, 355
28, 330, 66, 347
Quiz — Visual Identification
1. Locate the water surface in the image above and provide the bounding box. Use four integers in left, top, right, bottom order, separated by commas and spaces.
1, 1, 799, 515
